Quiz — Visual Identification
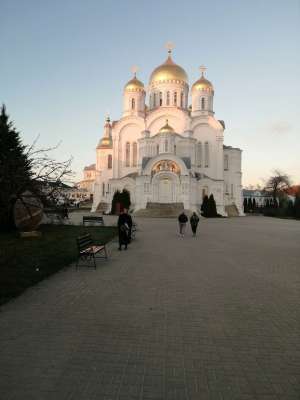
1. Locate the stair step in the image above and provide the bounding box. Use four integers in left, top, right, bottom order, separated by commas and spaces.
134, 202, 185, 218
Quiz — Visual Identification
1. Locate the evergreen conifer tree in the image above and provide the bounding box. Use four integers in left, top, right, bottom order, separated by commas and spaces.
207, 194, 218, 217
0, 105, 32, 229
294, 195, 300, 219
111, 190, 121, 214
243, 197, 248, 213
247, 197, 252, 211
201, 195, 209, 217
265, 199, 270, 208
121, 189, 131, 210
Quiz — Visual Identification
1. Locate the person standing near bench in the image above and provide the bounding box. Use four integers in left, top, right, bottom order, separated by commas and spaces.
178, 211, 188, 237
190, 212, 200, 237
117, 208, 132, 250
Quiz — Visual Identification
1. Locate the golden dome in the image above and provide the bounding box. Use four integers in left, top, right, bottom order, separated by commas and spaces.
192, 76, 214, 92
124, 76, 144, 91
159, 120, 174, 133
150, 55, 188, 84
97, 137, 113, 149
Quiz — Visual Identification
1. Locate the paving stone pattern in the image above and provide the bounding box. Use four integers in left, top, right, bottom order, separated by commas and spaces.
0, 216, 299, 400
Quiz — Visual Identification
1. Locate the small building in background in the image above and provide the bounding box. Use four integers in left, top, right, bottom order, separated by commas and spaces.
77, 164, 96, 200
242, 189, 272, 207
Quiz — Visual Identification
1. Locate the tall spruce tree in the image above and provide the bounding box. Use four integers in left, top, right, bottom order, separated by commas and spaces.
294, 195, 300, 219
121, 189, 131, 210
207, 194, 218, 217
243, 197, 248, 213
0, 105, 32, 229
111, 190, 121, 214
201, 195, 209, 217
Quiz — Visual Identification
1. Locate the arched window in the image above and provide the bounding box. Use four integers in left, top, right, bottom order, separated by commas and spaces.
131, 98, 135, 110
125, 142, 130, 167
108, 154, 112, 169
166, 91, 170, 106
132, 142, 137, 167
164, 139, 168, 153
204, 142, 209, 167
156, 144, 159, 155
102, 183, 105, 196
201, 97, 205, 110
174, 92, 177, 105
159, 92, 163, 106
149, 94, 152, 108
197, 142, 202, 167
224, 154, 229, 170
180, 92, 184, 107
174, 144, 176, 154
154, 92, 157, 107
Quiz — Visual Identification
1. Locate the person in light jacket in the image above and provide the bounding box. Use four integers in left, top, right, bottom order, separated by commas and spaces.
178, 212, 188, 237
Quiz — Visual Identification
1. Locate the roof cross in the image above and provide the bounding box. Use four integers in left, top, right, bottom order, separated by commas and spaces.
199, 65, 207, 76
165, 41, 175, 55
131, 65, 139, 77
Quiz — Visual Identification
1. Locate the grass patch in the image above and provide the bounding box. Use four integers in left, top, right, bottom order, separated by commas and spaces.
0, 224, 117, 305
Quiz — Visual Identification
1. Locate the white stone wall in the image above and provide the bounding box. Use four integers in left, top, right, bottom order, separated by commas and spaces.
92, 65, 243, 215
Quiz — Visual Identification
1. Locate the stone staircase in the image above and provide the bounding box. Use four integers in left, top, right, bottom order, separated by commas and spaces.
134, 202, 184, 218
96, 202, 110, 213
225, 204, 239, 217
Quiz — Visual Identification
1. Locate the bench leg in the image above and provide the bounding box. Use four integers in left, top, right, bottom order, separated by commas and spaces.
93, 254, 97, 269
104, 245, 108, 259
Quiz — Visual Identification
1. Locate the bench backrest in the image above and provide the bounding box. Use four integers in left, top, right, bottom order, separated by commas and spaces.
83, 216, 104, 225
77, 234, 92, 252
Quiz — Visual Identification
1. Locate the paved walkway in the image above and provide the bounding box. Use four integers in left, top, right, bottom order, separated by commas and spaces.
0, 216, 299, 400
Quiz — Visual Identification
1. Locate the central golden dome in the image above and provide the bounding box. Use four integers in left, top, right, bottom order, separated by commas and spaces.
150, 55, 188, 84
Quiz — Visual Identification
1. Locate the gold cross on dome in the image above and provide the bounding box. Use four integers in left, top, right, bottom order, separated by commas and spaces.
105, 109, 110, 121
165, 41, 175, 55
199, 65, 207, 76
131, 65, 139, 77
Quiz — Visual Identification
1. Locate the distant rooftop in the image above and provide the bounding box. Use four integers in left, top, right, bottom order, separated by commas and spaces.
84, 164, 96, 171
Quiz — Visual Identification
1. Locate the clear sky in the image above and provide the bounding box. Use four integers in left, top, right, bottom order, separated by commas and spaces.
1, 0, 299, 186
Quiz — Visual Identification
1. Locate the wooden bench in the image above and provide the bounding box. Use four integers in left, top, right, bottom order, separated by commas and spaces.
76, 233, 108, 269
82, 216, 105, 226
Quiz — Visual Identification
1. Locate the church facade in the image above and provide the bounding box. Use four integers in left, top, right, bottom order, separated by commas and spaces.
91, 49, 243, 215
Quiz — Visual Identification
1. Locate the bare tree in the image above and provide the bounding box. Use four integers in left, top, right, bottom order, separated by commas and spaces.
264, 169, 291, 203
27, 137, 74, 205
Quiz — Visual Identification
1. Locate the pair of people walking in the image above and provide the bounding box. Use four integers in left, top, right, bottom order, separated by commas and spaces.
178, 211, 199, 237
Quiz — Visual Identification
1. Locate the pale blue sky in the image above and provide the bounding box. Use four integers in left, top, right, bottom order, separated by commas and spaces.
1, 0, 299, 186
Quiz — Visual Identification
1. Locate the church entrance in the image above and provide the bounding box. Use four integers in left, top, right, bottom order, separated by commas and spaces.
158, 177, 174, 203
150, 160, 181, 204
152, 172, 178, 203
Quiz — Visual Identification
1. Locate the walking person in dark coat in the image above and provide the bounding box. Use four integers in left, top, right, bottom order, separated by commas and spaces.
117, 208, 132, 250
178, 211, 188, 237
190, 212, 200, 236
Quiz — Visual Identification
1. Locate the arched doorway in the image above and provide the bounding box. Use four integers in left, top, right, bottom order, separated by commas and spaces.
152, 172, 179, 203
158, 177, 174, 203
148, 159, 183, 204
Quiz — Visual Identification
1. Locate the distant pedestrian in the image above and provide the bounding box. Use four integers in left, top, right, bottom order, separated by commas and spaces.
190, 212, 200, 236
178, 211, 188, 237
117, 208, 133, 250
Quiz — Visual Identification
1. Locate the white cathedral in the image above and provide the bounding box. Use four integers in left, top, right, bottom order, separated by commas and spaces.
90, 47, 243, 215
